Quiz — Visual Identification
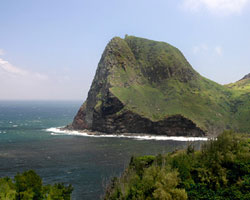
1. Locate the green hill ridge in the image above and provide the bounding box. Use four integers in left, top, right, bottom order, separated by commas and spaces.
69, 36, 250, 136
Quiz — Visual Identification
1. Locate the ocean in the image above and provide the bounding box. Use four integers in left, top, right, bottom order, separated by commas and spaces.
0, 101, 206, 199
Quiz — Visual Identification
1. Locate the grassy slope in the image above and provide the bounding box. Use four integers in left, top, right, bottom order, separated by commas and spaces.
106, 36, 247, 133
226, 79, 250, 132
227, 78, 250, 92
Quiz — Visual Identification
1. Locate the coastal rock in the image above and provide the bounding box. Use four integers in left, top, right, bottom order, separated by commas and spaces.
69, 36, 250, 136
72, 95, 204, 136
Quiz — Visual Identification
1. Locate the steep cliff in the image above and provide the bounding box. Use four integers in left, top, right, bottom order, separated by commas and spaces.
69, 36, 250, 136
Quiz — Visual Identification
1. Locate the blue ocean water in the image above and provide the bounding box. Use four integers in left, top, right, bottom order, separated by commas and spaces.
0, 101, 204, 199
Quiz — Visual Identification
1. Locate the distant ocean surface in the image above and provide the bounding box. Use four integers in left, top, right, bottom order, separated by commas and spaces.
0, 101, 206, 200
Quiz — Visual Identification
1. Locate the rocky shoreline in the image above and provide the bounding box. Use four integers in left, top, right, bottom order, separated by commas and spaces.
60, 126, 209, 140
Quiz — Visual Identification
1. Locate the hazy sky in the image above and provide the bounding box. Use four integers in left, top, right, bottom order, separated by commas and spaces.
0, 0, 250, 100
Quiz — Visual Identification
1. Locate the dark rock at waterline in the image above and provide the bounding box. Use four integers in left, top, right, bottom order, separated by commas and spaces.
71, 96, 204, 136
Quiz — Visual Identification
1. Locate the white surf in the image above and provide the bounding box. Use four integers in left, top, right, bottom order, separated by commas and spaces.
46, 127, 209, 141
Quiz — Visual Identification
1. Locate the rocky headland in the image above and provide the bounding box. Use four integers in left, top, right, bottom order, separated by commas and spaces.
67, 36, 250, 136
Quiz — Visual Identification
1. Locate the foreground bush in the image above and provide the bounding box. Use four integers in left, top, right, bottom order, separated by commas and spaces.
0, 170, 73, 200
104, 131, 250, 200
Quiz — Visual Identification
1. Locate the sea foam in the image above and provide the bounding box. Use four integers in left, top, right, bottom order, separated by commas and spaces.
46, 127, 208, 141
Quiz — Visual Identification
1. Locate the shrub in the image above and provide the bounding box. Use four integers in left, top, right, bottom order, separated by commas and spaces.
0, 170, 73, 200
104, 131, 250, 200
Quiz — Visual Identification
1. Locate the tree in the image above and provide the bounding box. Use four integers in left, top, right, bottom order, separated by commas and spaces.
0, 177, 16, 200
15, 170, 43, 200
0, 170, 73, 200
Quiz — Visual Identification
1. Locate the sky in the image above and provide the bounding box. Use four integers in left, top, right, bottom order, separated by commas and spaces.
0, 0, 250, 100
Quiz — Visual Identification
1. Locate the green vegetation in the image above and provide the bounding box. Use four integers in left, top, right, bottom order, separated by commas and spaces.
93, 36, 250, 134
104, 131, 250, 199
226, 78, 250, 132
0, 170, 73, 200
227, 77, 250, 92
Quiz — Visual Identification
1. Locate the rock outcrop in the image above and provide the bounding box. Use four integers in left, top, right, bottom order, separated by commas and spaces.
242, 73, 250, 80
68, 36, 250, 136
72, 97, 204, 136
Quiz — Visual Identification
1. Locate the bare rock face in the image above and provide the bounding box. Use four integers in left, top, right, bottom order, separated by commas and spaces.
242, 73, 250, 80
69, 36, 206, 136
72, 94, 204, 136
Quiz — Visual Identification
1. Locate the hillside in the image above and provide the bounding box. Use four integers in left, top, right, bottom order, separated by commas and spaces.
226, 75, 250, 132
227, 73, 250, 92
69, 36, 250, 136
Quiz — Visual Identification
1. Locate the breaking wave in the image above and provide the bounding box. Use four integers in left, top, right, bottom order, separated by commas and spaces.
46, 127, 208, 141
